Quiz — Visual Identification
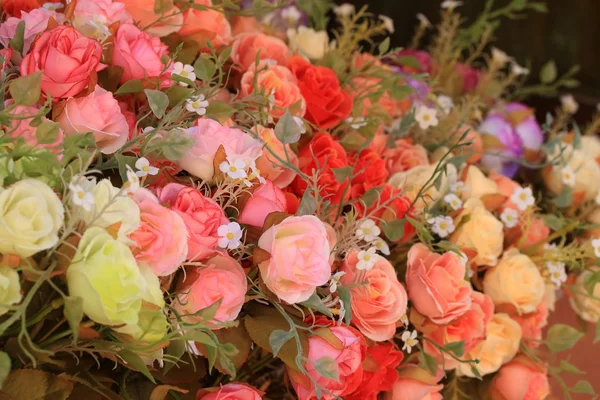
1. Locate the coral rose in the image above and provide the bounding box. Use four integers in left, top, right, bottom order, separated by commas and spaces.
406, 244, 472, 324
383, 139, 429, 175
489, 356, 550, 400
196, 383, 263, 400
569, 267, 600, 323
120, 0, 183, 37
288, 55, 353, 129
57, 85, 129, 154
20, 26, 104, 99
254, 125, 298, 188
74, 0, 133, 37
384, 365, 443, 400
231, 32, 291, 71
178, 8, 232, 49
257, 215, 335, 304
5, 105, 64, 154
508, 298, 549, 348
340, 251, 408, 341
0, 9, 64, 58
238, 180, 287, 228
346, 343, 403, 400
350, 149, 388, 195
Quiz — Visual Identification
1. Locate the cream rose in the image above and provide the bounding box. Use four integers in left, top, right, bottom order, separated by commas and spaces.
286, 26, 329, 60
581, 135, 600, 161
569, 267, 600, 323
461, 165, 498, 200
483, 249, 545, 314
0, 266, 21, 316
0, 179, 64, 258
457, 313, 522, 377
388, 164, 453, 213
450, 198, 504, 266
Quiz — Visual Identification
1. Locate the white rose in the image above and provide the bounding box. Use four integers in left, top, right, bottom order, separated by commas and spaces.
286, 26, 330, 60
0, 266, 22, 316
543, 144, 600, 202
569, 268, 600, 323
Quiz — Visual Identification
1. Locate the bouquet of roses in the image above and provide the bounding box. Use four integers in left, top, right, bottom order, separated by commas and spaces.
0, 0, 598, 398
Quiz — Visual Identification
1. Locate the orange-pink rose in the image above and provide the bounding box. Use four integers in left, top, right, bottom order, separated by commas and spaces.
176, 255, 247, 327
74, 0, 133, 33
257, 215, 335, 304
238, 180, 287, 228
20, 25, 104, 100
489, 356, 550, 400
384, 365, 443, 400
231, 16, 262, 36
178, 8, 232, 50
340, 251, 408, 341
4, 105, 64, 154
383, 138, 429, 175
504, 297, 549, 348
406, 244, 472, 324
112, 23, 170, 84
254, 125, 298, 188
120, 0, 183, 37
57, 85, 129, 154
196, 383, 263, 400
231, 32, 291, 71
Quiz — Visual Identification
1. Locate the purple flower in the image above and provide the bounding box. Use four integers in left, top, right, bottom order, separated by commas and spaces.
261, 3, 308, 31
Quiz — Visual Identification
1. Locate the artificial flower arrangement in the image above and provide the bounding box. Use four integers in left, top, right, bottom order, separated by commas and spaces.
0, 0, 598, 399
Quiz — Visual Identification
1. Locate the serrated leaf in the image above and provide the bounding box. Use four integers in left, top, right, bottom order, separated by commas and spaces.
296, 190, 317, 216
274, 111, 303, 145
194, 54, 217, 81
300, 293, 333, 317
378, 37, 390, 55
559, 360, 585, 374
552, 187, 573, 208
314, 356, 340, 382
573, 380, 595, 395
115, 79, 144, 95
9, 21, 25, 55
545, 324, 584, 352
119, 350, 156, 383
383, 219, 406, 242
269, 330, 293, 357
332, 167, 353, 184
10, 71, 42, 106
418, 351, 438, 377
337, 286, 352, 325
540, 60, 557, 84
0, 352, 10, 388
63, 296, 83, 343
145, 89, 169, 119
444, 341, 465, 357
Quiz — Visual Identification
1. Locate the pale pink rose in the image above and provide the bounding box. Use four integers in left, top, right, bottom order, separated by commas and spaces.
288, 322, 366, 400
20, 26, 104, 99
254, 125, 298, 188
384, 365, 443, 400
0, 9, 65, 59
240, 61, 306, 118
178, 8, 232, 49
196, 383, 263, 400
489, 356, 550, 400
57, 85, 129, 154
238, 180, 287, 228
340, 251, 408, 341
74, 0, 133, 35
257, 215, 334, 304
120, 0, 183, 37
112, 23, 170, 84
231, 32, 291, 71
156, 183, 228, 261
406, 244, 472, 324
128, 188, 188, 276
383, 138, 429, 175
178, 118, 262, 183
4, 105, 64, 154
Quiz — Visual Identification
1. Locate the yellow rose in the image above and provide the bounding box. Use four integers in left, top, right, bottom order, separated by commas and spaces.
569, 267, 600, 323
67, 227, 147, 326
0, 179, 64, 258
543, 144, 600, 202
461, 165, 498, 200
0, 266, 21, 316
450, 198, 504, 266
457, 313, 522, 377
483, 249, 545, 314
388, 164, 453, 213
286, 26, 329, 60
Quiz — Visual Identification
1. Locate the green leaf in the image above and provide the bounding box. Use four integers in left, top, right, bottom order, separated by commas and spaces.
559, 360, 585, 374
378, 37, 390, 55
187, 331, 217, 348
540, 60, 557, 84
193, 299, 222, 322
9, 72, 42, 106
269, 330, 293, 357
470, 364, 482, 380
274, 111, 303, 145
35, 120, 61, 145
360, 186, 382, 208
118, 350, 156, 383
545, 324, 585, 352
300, 293, 333, 317
9, 21, 25, 55
539, 214, 567, 231
296, 190, 317, 216
314, 356, 340, 382
337, 286, 352, 325
583, 271, 600, 296
205, 101, 235, 121
392, 55, 423, 70
144, 89, 169, 119
160, 128, 196, 161
0, 352, 10, 388
529, 3, 548, 12
383, 219, 406, 242
552, 187, 573, 208
390, 85, 413, 101
204, 343, 218, 372
166, 85, 194, 107
332, 167, 353, 184
63, 297, 83, 343
572, 122, 582, 150
562, 79, 580, 88
194, 54, 217, 82
115, 79, 144, 95
115, 154, 137, 182
572, 380, 595, 395
444, 341, 465, 357
154, 0, 173, 14
418, 351, 438, 377
163, 335, 186, 374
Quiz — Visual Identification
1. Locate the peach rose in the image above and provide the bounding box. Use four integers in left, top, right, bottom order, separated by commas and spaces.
450, 198, 504, 266
461, 165, 498, 201
488, 171, 520, 210
156, 183, 228, 261
257, 215, 335, 304
254, 125, 298, 188
383, 139, 429, 175
74, 0, 133, 36
0, 9, 64, 59
483, 249, 544, 314
506, 215, 550, 250
176, 255, 247, 327
457, 313, 522, 377
340, 251, 408, 341
57, 85, 129, 154
240, 62, 306, 118
112, 23, 170, 84
406, 244, 472, 324
20, 26, 104, 99
384, 365, 443, 400
489, 356, 550, 400
178, 7, 231, 49
581, 135, 600, 161
120, 0, 183, 37
508, 298, 549, 348
5, 105, 64, 154
238, 180, 287, 228
231, 32, 291, 71
128, 189, 188, 276
196, 383, 263, 400
231, 16, 262, 36
388, 164, 452, 213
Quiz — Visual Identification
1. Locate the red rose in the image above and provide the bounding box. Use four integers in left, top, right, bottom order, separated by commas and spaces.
346, 343, 404, 400
350, 149, 388, 198
287, 55, 353, 129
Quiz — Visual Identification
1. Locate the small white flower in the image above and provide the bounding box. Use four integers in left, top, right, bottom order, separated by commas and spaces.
172, 62, 196, 87
415, 105, 439, 130
592, 238, 600, 258
561, 94, 579, 114
441, 0, 463, 10
500, 208, 519, 228
87, 15, 111, 41
443, 193, 463, 210
510, 186, 535, 211
356, 247, 378, 271
379, 15, 395, 34
337, 298, 346, 325
560, 166, 576, 187
511, 62, 530, 76
219, 158, 248, 180
429, 216, 455, 238
356, 219, 381, 242
546, 261, 567, 288
186, 94, 209, 116
437, 95, 454, 115
384, 117, 402, 133
69, 183, 95, 211
416, 13, 432, 28
401, 330, 418, 354
491, 47, 510, 66
455, 250, 468, 266
450, 181, 467, 194
333, 3, 355, 17
217, 222, 243, 250
293, 116, 307, 134
595, 190, 600, 206
134, 157, 159, 178
42, 2, 63, 10
372, 237, 390, 256
281, 6, 302, 23
247, 161, 266, 185
346, 116, 367, 129
123, 165, 140, 194
400, 313, 409, 326
329, 271, 346, 293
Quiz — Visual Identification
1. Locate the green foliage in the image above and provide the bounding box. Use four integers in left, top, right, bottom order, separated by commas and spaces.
274, 111, 303, 145
9, 21, 25, 55
0, 352, 10, 388
297, 190, 317, 216
313, 356, 340, 381
296, 0, 333, 31
9, 72, 42, 106
269, 329, 293, 357
540, 60, 558, 84
145, 89, 169, 119
545, 324, 585, 352
418, 351, 438, 377
63, 297, 83, 344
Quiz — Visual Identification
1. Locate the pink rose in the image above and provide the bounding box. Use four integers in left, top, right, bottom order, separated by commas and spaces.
1, 48, 12, 71
231, 32, 291, 71
384, 365, 443, 400
177, 255, 247, 327
178, 119, 262, 183
112, 23, 169, 84
20, 26, 104, 99
455, 63, 480, 93
57, 85, 129, 154
406, 244, 472, 324
340, 251, 408, 341
489, 356, 550, 400
178, 8, 232, 49
128, 188, 188, 276
383, 138, 429, 175
156, 183, 228, 261
257, 215, 335, 304
196, 383, 263, 400
0, 9, 64, 59
120, 0, 183, 37
238, 180, 287, 228
254, 125, 298, 188
74, 0, 133, 35
4, 105, 64, 154
505, 299, 549, 348
288, 322, 366, 400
